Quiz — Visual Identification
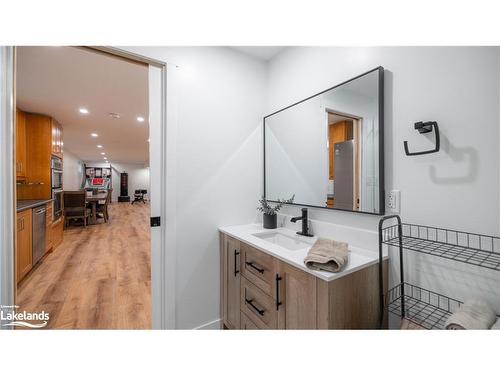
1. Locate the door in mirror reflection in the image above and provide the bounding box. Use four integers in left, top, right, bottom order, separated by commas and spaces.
264, 67, 384, 214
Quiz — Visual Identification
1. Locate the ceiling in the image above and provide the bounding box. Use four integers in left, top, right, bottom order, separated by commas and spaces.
232, 47, 286, 61
16, 47, 149, 164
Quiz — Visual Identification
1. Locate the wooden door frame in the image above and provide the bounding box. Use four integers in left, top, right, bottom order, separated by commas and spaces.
352, 118, 362, 210
0, 46, 176, 329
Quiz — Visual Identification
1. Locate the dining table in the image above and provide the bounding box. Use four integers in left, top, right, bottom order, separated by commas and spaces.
85, 192, 108, 224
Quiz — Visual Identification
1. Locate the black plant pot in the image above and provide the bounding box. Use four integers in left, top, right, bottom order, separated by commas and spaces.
263, 213, 277, 229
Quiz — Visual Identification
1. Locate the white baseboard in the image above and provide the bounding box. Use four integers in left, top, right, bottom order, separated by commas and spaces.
194, 319, 221, 330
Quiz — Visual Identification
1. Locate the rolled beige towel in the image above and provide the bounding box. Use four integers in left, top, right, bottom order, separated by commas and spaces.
445, 299, 496, 330
304, 238, 348, 273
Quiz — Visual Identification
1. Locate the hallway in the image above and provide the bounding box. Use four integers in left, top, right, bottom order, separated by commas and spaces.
16, 203, 151, 329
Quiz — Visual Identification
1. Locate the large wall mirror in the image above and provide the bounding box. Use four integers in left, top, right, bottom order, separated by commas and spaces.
264, 66, 384, 215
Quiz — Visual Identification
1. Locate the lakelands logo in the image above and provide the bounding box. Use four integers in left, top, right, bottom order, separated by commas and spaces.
0, 305, 49, 328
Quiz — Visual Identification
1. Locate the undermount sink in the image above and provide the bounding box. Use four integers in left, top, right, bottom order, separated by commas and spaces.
252, 230, 313, 251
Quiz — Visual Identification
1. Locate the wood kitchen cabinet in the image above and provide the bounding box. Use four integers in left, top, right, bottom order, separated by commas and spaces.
17, 111, 64, 200
23, 112, 53, 199
16, 209, 33, 283
51, 217, 64, 250
51, 119, 63, 158
45, 202, 53, 254
221, 233, 386, 330
16, 109, 27, 181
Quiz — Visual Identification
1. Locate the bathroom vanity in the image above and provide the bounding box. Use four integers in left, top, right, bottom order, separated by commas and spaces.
219, 66, 388, 330
220, 224, 388, 329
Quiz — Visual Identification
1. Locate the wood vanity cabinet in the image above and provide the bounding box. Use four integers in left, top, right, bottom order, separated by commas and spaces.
221, 235, 241, 329
240, 311, 260, 329
16, 209, 33, 283
221, 233, 386, 330
276, 260, 317, 329
16, 109, 27, 181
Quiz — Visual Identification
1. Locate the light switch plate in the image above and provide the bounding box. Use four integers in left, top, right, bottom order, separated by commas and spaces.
388, 190, 400, 213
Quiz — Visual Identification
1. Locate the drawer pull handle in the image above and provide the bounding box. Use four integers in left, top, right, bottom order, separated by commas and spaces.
245, 298, 265, 316
276, 274, 282, 311
245, 261, 265, 274
234, 250, 240, 276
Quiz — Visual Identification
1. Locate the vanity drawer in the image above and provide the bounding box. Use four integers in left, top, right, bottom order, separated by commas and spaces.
240, 277, 277, 329
241, 242, 276, 295
240, 312, 262, 330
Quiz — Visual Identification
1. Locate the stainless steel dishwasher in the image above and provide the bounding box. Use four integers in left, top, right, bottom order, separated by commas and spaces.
32, 205, 46, 264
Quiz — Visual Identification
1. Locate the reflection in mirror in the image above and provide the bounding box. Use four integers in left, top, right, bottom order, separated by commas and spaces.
264, 67, 384, 214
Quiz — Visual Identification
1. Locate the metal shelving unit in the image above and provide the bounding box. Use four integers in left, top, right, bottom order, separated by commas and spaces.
379, 215, 500, 330
386, 283, 462, 330
382, 222, 500, 271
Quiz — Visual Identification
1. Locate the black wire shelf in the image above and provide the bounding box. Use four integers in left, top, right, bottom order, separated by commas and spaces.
387, 282, 463, 330
378, 216, 500, 330
382, 223, 500, 271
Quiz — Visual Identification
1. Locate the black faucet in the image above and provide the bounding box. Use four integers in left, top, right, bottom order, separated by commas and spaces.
290, 208, 313, 237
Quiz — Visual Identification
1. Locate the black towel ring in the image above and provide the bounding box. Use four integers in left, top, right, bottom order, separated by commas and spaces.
404, 121, 440, 156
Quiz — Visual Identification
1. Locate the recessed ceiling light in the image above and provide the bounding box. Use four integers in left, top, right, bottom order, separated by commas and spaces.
97, 145, 103, 148
105, 160, 110, 163
100, 152, 105, 155
79, 108, 89, 114
137, 116, 145, 123
103, 157, 107, 160
91, 133, 98, 137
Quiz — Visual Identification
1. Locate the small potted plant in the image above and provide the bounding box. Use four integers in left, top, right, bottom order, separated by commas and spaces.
257, 194, 295, 229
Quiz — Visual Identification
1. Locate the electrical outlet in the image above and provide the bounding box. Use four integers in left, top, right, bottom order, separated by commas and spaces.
388, 190, 400, 213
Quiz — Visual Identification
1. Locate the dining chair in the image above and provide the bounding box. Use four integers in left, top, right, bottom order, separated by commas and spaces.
96, 189, 112, 223
63, 190, 91, 228
132, 189, 147, 204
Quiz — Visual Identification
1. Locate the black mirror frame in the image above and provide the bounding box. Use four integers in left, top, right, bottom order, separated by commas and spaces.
263, 66, 385, 216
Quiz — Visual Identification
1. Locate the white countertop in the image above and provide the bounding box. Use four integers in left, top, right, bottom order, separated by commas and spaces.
219, 223, 388, 282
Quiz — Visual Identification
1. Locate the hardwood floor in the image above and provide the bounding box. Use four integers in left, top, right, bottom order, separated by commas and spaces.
16, 202, 151, 329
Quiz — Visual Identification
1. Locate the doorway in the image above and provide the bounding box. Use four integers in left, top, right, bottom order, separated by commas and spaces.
0, 46, 169, 329
326, 110, 362, 211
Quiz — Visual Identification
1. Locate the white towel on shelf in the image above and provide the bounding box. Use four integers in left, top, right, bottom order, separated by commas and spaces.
491, 318, 500, 330
445, 299, 496, 330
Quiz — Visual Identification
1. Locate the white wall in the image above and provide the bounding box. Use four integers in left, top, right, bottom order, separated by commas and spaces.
63, 149, 84, 190
110, 162, 150, 202
266, 47, 500, 314
117, 47, 500, 328
123, 47, 267, 329
266, 96, 324, 205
